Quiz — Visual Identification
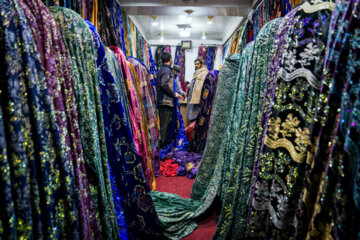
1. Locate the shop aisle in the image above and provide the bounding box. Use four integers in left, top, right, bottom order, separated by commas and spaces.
156, 176, 218, 240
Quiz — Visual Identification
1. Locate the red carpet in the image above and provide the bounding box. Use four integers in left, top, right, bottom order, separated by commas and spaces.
156, 176, 218, 240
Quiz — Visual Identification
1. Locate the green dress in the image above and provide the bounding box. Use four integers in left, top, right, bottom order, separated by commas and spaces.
50, 7, 118, 239
213, 18, 283, 240
151, 44, 256, 239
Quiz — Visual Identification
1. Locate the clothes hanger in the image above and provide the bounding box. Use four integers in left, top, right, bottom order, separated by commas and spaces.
298, 0, 335, 13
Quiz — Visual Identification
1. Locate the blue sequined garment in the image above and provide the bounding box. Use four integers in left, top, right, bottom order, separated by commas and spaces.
86, 21, 164, 240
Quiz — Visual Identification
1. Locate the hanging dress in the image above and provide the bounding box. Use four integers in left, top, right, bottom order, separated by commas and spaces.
50, 7, 119, 239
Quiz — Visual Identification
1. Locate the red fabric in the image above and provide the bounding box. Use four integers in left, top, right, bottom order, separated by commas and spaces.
160, 159, 179, 177
185, 121, 196, 142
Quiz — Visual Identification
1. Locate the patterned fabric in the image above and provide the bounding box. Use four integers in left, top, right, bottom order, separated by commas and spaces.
197, 46, 207, 62
165, 151, 203, 179
189, 70, 219, 154
128, 58, 161, 177
121, 11, 131, 57
105, 48, 133, 130
155, 45, 170, 70
246, 4, 333, 239
109, 46, 156, 190
50, 7, 118, 239
19, 1, 100, 239
136, 31, 145, 63
212, 19, 282, 240
164, 45, 171, 53
151, 54, 242, 239
87, 21, 164, 239
206, 46, 216, 70
213, 45, 223, 70
159, 74, 189, 159
174, 46, 186, 91
297, 1, 360, 239
128, 62, 156, 186
0, 1, 79, 238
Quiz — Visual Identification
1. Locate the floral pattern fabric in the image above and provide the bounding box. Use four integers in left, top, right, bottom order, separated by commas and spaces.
128, 58, 161, 177
297, 1, 360, 239
246, 4, 333, 239
189, 70, 219, 154
110, 46, 156, 190
50, 7, 118, 239
206, 47, 216, 70
151, 54, 242, 240
19, 1, 100, 239
0, 1, 79, 238
87, 21, 164, 239
212, 19, 282, 240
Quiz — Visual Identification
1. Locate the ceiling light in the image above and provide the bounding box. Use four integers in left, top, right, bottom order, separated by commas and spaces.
201, 32, 207, 40
183, 10, 194, 23
160, 32, 164, 42
207, 16, 213, 24
151, 16, 158, 26
179, 28, 190, 37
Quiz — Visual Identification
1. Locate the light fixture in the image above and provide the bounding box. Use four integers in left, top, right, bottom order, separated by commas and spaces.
160, 32, 164, 42
183, 9, 193, 23
207, 16, 214, 24
151, 16, 158, 26
201, 32, 207, 40
179, 28, 190, 37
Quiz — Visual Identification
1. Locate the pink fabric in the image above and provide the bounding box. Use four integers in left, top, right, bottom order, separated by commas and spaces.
198, 46, 207, 63
110, 46, 154, 188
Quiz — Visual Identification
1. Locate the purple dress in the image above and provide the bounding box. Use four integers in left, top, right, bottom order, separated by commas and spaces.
19, 1, 100, 239
189, 70, 220, 154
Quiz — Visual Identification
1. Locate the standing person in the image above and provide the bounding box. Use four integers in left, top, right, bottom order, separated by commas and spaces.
186, 57, 209, 122
172, 64, 186, 99
156, 52, 183, 148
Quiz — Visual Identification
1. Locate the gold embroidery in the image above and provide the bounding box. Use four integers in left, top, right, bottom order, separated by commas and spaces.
202, 89, 209, 99
265, 113, 311, 163
199, 117, 205, 125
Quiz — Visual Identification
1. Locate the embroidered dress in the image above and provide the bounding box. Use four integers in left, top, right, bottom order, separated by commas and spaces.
189, 70, 219, 154
50, 7, 118, 239
198, 46, 207, 62
159, 73, 189, 159
19, 1, 100, 239
174, 46, 186, 90
0, 1, 79, 238
110, 46, 156, 190
105, 48, 133, 130
212, 19, 282, 240
246, 3, 333, 238
128, 61, 156, 185
298, 1, 360, 238
151, 54, 242, 239
128, 58, 161, 177
206, 47, 216, 70
213, 46, 223, 71
87, 21, 163, 239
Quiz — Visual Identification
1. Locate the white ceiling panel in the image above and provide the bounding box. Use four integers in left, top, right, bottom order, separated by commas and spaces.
121, 0, 248, 44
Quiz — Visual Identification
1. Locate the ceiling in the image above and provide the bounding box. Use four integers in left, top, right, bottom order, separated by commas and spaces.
120, 0, 253, 45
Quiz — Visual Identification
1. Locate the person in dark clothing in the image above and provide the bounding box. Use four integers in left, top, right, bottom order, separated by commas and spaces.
156, 52, 183, 148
